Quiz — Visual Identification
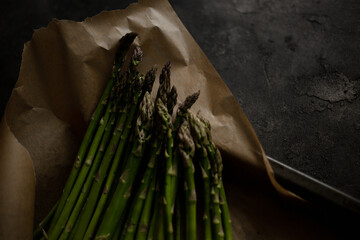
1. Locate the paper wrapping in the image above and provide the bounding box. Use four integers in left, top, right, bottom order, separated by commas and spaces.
0, 0, 350, 239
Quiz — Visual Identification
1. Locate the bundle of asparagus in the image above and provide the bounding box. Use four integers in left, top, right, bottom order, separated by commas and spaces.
33, 33, 233, 240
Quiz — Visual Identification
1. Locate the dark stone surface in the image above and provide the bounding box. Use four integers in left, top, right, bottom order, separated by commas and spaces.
1, 0, 359, 199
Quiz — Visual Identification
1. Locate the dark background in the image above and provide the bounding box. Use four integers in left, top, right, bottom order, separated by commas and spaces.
0, 0, 359, 199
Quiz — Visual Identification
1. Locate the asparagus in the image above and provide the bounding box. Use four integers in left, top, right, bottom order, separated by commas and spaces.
214, 148, 232, 240
174, 190, 182, 240
201, 123, 224, 240
94, 91, 154, 239
121, 165, 158, 240
134, 158, 158, 240
121, 107, 167, 240
48, 100, 114, 240
188, 112, 212, 240
219, 181, 232, 240
146, 188, 160, 240
33, 201, 59, 240
178, 119, 197, 240
163, 88, 178, 240
173, 91, 200, 131
201, 119, 232, 240
58, 111, 117, 240
72, 47, 143, 240
156, 62, 171, 104
83, 74, 146, 239
47, 32, 136, 233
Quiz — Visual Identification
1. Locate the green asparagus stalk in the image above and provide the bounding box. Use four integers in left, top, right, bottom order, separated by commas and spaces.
47, 32, 136, 233
178, 119, 197, 240
173, 91, 200, 131
174, 189, 181, 240
48, 101, 114, 240
72, 46, 143, 240
188, 112, 212, 240
121, 132, 163, 240
214, 147, 232, 240
58, 111, 117, 240
121, 163, 158, 240
94, 91, 154, 239
33, 201, 59, 240
156, 62, 171, 104
163, 88, 178, 240
135, 73, 172, 240
86, 66, 157, 240
134, 155, 158, 240
83, 75, 146, 239
146, 188, 160, 240
203, 124, 224, 240
68, 213, 80, 239
202, 119, 232, 240
219, 181, 232, 240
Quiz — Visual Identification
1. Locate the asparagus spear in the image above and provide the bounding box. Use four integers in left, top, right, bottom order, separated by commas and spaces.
174, 188, 182, 240
189, 112, 212, 240
163, 87, 178, 240
200, 121, 224, 240
94, 91, 154, 239
134, 153, 159, 240
202, 119, 232, 240
86, 66, 157, 240
121, 163, 158, 240
173, 91, 200, 131
162, 91, 200, 240
178, 119, 197, 240
121, 99, 169, 240
146, 186, 160, 240
58, 111, 117, 240
47, 32, 136, 233
83, 74, 146, 239
214, 148, 232, 240
33, 201, 59, 240
72, 47, 143, 240
48, 100, 114, 240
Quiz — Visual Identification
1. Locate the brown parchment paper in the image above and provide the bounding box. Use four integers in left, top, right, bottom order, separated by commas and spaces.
0, 0, 354, 239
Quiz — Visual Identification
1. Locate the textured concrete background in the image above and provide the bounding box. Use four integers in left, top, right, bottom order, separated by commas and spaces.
0, 0, 359, 199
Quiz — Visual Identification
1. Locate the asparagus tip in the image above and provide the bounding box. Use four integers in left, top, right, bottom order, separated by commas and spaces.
143, 66, 158, 93
131, 46, 143, 66
167, 86, 178, 115
179, 90, 200, 113
178, 118, 195, 158
160, 62, 171, 85
115, 32, 137, 60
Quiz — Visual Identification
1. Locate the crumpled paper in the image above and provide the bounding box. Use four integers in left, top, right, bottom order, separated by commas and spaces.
0, 0, 350, 239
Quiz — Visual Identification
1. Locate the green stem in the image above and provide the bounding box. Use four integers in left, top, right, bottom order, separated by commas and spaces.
219, 181, 232, 240
59, 112, 117, 240
93, 139, 147, 239
135, 153, 158, 240
178, 120, 196, 240
122, 145, 159, 240
84, 91, 143, 239
146, 192, 160, 240
33, 201, 59, 240
72, 110, 128, 240
48, 103, 113, 240
72, 46, 143, 240
48, 77, 114, 234
164, 126, 175, 240
47, 32, 136, 233
94, 92, 153, 239
174, 191, 181, 240
189, 112, 213, 240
